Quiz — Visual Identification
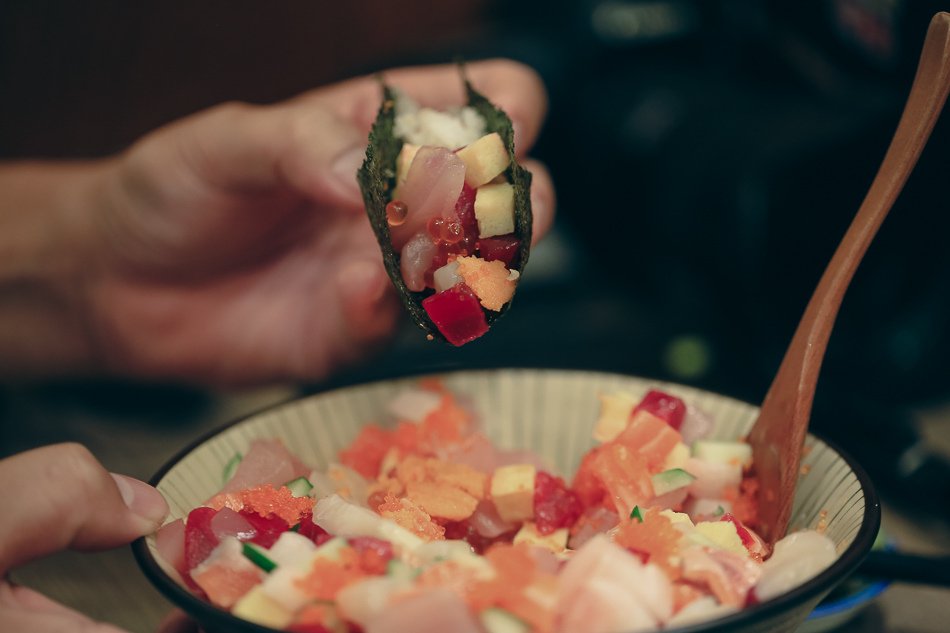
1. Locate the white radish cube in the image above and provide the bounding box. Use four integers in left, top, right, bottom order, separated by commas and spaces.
266, 531, 317, 569
456, 132, 510, 187
433, 261, 462, 293
490, 464, 536, 523
474, 183, 515, 238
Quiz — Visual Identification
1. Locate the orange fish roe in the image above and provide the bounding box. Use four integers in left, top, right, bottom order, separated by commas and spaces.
339, 425, 394, 478
294, 547, 367, 601
613, 508, 682, 579
206, 485, 313, 525
455, 256, 517, 312
725, 477, 759, 529
388, 455, 486, 521
377, 493, 445, 541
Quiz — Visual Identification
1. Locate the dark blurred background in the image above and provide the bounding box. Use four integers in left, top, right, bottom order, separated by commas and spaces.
3, 0, 949, 518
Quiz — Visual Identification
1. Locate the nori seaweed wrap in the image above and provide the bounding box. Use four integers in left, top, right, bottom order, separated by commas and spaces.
357, 75, 532, 346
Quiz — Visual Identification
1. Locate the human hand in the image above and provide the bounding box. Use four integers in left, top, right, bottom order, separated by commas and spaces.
0, 444, 168, 632
81, 59, 554, 386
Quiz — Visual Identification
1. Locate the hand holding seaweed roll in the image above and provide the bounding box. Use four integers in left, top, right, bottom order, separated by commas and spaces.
0, 59, 553, 385
358, 67, 544, 346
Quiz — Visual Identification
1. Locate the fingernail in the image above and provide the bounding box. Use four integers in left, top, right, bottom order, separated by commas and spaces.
337, 259, 386, 305
111, 473, 168, 528
330, 145, 366, 202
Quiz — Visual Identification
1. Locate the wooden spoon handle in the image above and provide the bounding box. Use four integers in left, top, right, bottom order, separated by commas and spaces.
751, 12, 950, 545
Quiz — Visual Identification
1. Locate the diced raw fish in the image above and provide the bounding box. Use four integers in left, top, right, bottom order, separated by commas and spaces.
557, 578, 658, 633
422, 284, 489, 346
221, 439, 309, 494
755, 531, 836, 602
390, 147, 466, 250
191, 537, 264, 608
633, 390, 687, 430
155, 518, 186, 576
364, 588, 482, 633
568, 506, 620, 550
210, 507, 256, 542
184, 506, 220, 571
477, 234, 521, 267
559, 535, 673, 625
467, 498, 516, 538
681, 546, 760, 606
239, 510, 289, 548
455, 183, 478, 241
400, 232, 438, 292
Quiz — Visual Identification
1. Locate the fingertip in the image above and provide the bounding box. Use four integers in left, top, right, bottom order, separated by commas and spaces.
109, 473, 169, 532
522, 158, 556, 245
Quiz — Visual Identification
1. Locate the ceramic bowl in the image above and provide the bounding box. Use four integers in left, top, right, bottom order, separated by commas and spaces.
133, 368, 880, 633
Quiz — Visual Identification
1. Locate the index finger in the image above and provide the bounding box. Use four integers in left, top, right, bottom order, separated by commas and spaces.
302, 58, 548, 157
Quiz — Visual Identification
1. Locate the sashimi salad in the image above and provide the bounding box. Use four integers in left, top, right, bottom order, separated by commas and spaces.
153, 382, 838, 633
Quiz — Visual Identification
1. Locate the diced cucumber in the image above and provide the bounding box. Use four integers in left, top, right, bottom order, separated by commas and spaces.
651, 468, 697, 496
691, 440, 752, 467
386, 559, 419, 582
480, 608, 529, 633
222, 452, 242, 485
242, 542, 277, 572
283, 476, 314, 498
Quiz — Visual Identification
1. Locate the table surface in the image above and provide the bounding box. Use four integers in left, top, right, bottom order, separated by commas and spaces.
4, 377, 949, 633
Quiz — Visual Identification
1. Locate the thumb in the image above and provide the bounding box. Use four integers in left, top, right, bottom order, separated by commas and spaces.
169, 100, 367, 210
0, 443, 168, 573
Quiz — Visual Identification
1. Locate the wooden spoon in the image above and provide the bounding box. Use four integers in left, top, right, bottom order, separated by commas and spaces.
749, 12, 950, 546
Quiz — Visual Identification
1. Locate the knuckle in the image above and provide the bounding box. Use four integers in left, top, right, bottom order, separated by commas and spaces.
43, 443, 106, 507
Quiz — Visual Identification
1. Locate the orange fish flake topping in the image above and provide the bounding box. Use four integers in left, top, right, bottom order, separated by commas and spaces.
206, 484, 313, 525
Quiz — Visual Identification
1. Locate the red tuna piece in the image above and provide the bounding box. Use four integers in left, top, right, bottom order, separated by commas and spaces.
296, 513, 334, 546
477, 235, 521, 267
184, 507, 220, 571
633, 389, 687, 430
239, 510, 290, 548
534, 471, 583, 535
422, 283, 489, 346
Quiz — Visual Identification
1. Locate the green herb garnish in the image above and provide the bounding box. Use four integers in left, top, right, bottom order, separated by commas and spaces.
221, 452, 242, 485
630, 505, 644, 522
242, 542, 276, 573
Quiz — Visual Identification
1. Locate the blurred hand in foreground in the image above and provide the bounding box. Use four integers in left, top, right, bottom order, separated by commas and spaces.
0, 58, 554, 386
0, 444, 168, 633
